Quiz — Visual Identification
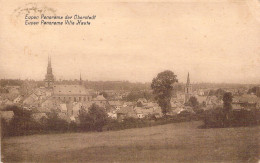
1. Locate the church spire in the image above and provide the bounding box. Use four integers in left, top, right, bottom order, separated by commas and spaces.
79, 72, 82, 85
185, 72, 192, 103
186, 72, 190, 85
48, 56, 52, 67
45, 56, 54, 88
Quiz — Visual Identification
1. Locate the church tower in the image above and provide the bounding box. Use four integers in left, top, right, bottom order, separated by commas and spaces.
45, 56, 54, 88
185, 72, 192, 103
79, 72, 82, 85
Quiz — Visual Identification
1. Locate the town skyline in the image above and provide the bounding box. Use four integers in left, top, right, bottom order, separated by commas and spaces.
1, 54, 260, 85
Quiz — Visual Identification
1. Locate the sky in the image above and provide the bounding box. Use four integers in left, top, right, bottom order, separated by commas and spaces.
0, 0, 259, 84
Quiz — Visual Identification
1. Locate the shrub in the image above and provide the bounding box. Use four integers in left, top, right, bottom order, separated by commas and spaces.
1, 106, 42, 137
203, 107, 225, 128
45, 111, 69, 132
203, 107, 260, 128
230, 109, 260, 127
79, 104, 108, 132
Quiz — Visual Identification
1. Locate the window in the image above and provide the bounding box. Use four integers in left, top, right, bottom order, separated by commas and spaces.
84, 97, 86, 101
79, 97, 81, 101
74, 97, 76, 102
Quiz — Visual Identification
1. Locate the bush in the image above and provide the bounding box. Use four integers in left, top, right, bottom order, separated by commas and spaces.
203, 108, 225, 128
229, 109, 260, 127
1, 106, 79, 137
45, 111, 69, 132
79, 104, 108, 132
1, 106, 42, 137
203, 107, 260, 128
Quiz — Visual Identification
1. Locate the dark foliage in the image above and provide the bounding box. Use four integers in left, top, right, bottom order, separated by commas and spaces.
1, 106, 42, 137
99, 91, 109, 99
123, 91, 153, 102
188, 96, 199, 108
151, 70, 178, 116
79, 104, 108, 132
223, 92, 233, 112
45, 111, 69, 132
202, 107, 260, 128
247, 87, 257, 95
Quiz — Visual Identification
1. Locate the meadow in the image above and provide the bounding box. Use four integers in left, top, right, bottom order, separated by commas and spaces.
1, 121, 259, 162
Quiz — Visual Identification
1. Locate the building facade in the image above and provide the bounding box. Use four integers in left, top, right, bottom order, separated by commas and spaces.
43, 57, 92, 102
52, 85, 92, 102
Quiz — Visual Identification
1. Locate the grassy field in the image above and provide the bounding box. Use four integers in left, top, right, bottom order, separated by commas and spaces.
1, 121, 259, 162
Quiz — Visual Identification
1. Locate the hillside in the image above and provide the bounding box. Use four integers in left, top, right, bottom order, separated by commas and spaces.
2, 121, 259, 162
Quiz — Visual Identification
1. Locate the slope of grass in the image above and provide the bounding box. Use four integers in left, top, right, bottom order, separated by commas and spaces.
2, 121, 259, 162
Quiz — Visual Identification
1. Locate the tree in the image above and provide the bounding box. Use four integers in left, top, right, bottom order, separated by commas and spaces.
223, 92, 233, 112
46, 110, 69, 132
248, 87, 257, 95
215, 88, 226, 99
79, 104, 108, 131
151, 70, 178, 116
5, 106, 40, 136
188, 96, 199, 109
222, 92, 233, 126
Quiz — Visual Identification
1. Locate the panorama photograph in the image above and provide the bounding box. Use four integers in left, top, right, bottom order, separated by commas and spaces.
0, 0, 260, 162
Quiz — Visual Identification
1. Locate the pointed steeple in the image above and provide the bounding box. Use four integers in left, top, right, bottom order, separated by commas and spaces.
48, 55, 52, 67
186, 72, 190, 85
45, 56, 54, 88
185, 72, 192, 103
79, 72, 82, 85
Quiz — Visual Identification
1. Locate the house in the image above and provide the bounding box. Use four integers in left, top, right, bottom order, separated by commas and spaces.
170, 100, 185, 114
196, 96, 207, 105
117, 106, 137, 121
23, 93, 39, 106
143, 102, 158, 109
108, 100, 123, 110
232, 104, 243, 110
92, 95, 108, 108
57, 112, 70, 122
134, 106, 161, 119
13, 95, 23, 104
41, 98, 61, 111
232, 94, 260, 110
60, 103, 68, 113
123, 102, 135, 107
137, 98, 147, 104
197, 89, 205, 96
108, 111, 117, 119
0, 111, 14, 122
71, 102, 84, 118
170, 107, 184, 115
153, 107, 163, 118
134, 107, 145, 118
32, 113, 47, 122
6, 86, 20, 94
2, 99, 14, 106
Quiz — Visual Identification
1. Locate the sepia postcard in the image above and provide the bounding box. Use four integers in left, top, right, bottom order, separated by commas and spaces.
0, 0, 259, 162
